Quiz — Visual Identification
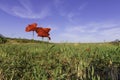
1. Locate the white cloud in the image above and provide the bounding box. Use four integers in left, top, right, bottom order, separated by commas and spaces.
53, 0, 87, 23
12, 6, 50, 19
18, 0, 32, 12
53, 0, 63, 8
78, 3, 88, 10
0, 0, 51, 19
65, 26, 85, 33
101, 27, 120, 37
59, 22, 120, 42
0, 0, 87, 20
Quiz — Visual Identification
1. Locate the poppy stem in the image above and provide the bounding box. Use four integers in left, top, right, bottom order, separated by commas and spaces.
33, 31, 34, 40
48, 37, 50, 42
42, 37, 43, 41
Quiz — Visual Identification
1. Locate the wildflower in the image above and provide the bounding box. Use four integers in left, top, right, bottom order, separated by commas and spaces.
25, 23, 37, 40
86, 48, 91, 52
35, 27, 51, 40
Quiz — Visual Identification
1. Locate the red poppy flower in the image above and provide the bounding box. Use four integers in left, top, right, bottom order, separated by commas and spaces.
25, 23, 37, 40
25, 23, 37, 32
35, 27, 51, 40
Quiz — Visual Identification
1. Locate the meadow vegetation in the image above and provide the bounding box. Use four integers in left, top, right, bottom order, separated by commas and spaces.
0, 39, 120, 80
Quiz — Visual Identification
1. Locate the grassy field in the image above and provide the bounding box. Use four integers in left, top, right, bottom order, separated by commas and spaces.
0, 40, 120, 80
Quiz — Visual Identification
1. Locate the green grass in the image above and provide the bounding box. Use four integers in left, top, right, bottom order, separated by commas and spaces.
0, 42, 120, 80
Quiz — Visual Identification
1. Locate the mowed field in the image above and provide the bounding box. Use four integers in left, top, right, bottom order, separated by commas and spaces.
0, 41, 120, 80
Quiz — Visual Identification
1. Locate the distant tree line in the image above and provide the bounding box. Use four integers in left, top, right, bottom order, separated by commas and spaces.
0, 34, 48, 44
110, 39, 120, 46
0, 34, 7, 44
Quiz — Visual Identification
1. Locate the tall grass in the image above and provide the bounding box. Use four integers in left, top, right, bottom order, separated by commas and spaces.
0, 43, 120, 80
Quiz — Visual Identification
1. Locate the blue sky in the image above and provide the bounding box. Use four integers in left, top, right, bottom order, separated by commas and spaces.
0, 0, 120, 43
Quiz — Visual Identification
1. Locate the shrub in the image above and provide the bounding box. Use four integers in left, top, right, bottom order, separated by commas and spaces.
0, 35, 7, 44
110, 39, 120, 46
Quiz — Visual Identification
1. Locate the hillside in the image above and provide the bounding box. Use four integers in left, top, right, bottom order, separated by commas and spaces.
0, 36, 50, 44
